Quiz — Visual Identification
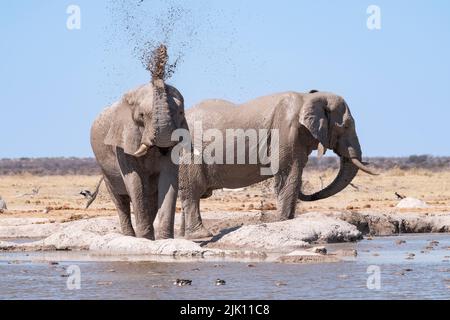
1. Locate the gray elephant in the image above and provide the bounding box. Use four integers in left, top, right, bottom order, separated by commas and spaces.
179, 90, 377, 239
90, 45, 188, 240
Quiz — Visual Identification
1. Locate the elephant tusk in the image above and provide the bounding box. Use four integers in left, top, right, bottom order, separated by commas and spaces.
133, 144, 150, 157
317, 143, 327, 159
351, 158, 379, 176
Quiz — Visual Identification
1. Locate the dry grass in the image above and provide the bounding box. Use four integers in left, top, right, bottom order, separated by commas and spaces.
0, 169, 449, 220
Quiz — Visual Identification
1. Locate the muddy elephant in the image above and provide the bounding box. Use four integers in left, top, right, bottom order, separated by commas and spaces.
179, 90, 376, 239
90, 45, 188, 240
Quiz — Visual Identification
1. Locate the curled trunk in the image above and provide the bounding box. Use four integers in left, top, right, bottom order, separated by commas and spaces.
298, 157, 359, 202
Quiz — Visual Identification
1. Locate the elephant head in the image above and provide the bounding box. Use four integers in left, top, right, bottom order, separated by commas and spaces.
299, 91, 377, 201
104, 45, 188, 157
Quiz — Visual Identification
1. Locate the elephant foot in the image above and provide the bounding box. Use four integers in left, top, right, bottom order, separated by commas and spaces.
185, 226, 213, 240
136, 230, 155, 241
156, 231, 174, 240
121, 227, 136, 237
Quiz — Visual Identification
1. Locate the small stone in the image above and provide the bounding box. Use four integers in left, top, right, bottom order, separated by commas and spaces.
247, 264, 256, 268
395, 240, 407, 245
48, 261, 59, 266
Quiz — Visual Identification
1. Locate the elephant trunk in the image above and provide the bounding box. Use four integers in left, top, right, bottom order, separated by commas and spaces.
151, 78, 176, 148
298, 156, 359, 202
299, 141, 377, 201
134, 45, 176, 157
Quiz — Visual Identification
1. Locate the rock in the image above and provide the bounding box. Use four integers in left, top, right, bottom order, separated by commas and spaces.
395, 240, 407, 245
278, 250, 340, 264
338, 211, 450, 236
212, 213, 361, 251
396, 198, 429, 209
0, 197, 7, 212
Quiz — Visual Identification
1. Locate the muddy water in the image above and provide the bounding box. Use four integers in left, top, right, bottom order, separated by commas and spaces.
1, 234, 450, 300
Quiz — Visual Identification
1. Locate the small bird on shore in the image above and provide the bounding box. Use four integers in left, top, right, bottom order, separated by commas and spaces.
395, 192, 406, 200
80, 190, 93, 198
174, 279, 192, 287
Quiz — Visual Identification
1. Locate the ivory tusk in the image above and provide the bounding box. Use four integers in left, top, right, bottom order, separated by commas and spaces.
317, 143, 327, 159
133, 144, 149, 157
351, 158, 379, 176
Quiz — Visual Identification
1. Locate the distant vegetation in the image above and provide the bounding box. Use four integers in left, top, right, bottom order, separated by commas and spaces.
0, 155, 449, 176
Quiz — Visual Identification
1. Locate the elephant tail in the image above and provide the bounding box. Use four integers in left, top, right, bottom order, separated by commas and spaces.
85, 176, 104, 209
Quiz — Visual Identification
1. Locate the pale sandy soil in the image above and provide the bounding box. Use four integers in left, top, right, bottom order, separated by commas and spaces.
0, 169, 449, 221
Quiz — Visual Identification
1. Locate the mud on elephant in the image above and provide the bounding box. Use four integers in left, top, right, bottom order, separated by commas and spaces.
90, 45, 188, 240
179, 90, 377, 239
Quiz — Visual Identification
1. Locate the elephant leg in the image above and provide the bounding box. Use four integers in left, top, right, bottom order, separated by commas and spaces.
123, 171, 157, 240
156, 156, 178, 239
179, 209, 186, 237
103, 175, 135, 237
274, 163, 302, 220
181, 194, 212, 240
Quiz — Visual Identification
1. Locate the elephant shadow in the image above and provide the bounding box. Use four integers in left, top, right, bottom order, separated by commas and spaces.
198, 225, 242, 246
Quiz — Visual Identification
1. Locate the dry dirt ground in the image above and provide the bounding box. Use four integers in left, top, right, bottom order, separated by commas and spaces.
1, 168, 449, 223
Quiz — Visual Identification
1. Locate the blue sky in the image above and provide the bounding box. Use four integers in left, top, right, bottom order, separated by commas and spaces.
1, 0, 450, 158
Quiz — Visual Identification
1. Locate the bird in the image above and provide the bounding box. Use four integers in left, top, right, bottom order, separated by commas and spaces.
395, 192, 406, 200
215, 279, 226, 286
174, 279, 192, 287
80, 190, 93, 198
0, 196, 7, 212
80, 177, 104, 209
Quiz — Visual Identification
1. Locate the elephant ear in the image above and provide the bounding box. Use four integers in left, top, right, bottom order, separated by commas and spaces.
299, 96, 330, 149
103, 99, 143, 156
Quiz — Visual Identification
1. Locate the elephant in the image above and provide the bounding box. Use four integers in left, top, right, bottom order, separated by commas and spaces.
179, 90, 377, 239
90, 45, 188, 240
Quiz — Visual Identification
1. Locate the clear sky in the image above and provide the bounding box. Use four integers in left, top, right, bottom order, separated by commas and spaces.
1, 0, 450, 158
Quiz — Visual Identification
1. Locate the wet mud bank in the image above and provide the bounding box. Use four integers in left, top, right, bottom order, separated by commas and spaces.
0, 210, 449, 264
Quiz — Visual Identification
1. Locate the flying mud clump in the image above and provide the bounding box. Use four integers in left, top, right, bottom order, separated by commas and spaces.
107, 0, 197, 81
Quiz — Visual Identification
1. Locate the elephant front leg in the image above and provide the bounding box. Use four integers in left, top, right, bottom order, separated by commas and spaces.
274, 164, 302, 220
124, 172, 158, 240
156, 156, 178, 239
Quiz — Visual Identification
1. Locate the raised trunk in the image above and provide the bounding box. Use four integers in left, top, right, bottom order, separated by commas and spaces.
298, 157, 359, 202
150, 78, 176, 148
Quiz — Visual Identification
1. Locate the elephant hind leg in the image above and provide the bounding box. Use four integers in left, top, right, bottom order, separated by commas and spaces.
180, 192, 212, 240
103, 176, 135, 237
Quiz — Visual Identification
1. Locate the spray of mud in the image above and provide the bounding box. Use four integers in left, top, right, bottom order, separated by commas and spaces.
107, 0, 197, 82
